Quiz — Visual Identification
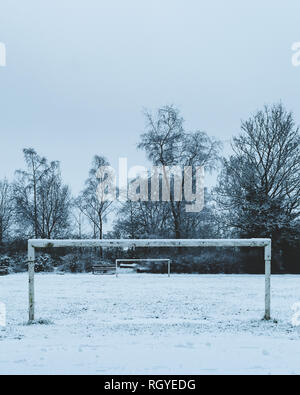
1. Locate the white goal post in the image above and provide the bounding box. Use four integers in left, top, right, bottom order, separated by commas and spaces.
27, 238, 272, 322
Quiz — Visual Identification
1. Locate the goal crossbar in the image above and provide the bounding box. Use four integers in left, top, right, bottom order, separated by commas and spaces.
27, 238, 272, 322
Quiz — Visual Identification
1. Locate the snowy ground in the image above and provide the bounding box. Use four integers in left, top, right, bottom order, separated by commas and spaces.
1, 272, 300, 375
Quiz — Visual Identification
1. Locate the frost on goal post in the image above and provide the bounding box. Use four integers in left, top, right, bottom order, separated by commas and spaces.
0, 302, 6, 327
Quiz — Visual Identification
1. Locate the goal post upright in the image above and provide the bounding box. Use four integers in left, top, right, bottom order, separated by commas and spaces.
27, 238, 272, 323
264, 239, 272, 321
28, 241, 35, 322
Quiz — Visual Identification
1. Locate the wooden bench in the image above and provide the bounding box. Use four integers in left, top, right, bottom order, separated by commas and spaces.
0, 265, 9, 275
92, 264, 116, 275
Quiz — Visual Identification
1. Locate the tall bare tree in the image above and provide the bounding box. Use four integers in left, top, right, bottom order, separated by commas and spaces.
115, 200, 171, 239
72, 207, 85, 239
76, 156, 114, 240
14, 149, 50, 238
216, 103, 300, 250
38, 162, 71, 238
138, 105, 221, 238
0, 179, 14, 243
14, 148, 71, 238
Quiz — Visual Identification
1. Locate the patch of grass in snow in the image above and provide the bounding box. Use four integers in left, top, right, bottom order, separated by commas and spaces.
25, 319, 54, 326
261, 317, 278, 324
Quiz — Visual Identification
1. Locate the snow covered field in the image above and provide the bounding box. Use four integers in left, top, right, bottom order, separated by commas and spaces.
1, 272, 300, 375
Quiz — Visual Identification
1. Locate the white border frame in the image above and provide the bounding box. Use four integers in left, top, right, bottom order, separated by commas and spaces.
28, 238, 272, 322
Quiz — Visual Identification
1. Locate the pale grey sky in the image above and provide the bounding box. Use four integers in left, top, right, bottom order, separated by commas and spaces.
1, 0, 300, 195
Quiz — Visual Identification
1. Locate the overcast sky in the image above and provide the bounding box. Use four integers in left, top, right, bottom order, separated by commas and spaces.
1, 0, 300, 195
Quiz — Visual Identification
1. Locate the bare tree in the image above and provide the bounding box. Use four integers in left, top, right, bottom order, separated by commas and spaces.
14, 149, 50, 238
38, 162, 72, 238
14, 148, 71, 238
216, 103, 300, 249
138, 105, 221, 238
115, 199, 171, 239
76, 156, 114, 241
72, 206, 85, 239
0, 179, 14, 243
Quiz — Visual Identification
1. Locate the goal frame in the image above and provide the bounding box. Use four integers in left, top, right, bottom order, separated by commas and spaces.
27, 238, 272, 322
115, 258, 171, 277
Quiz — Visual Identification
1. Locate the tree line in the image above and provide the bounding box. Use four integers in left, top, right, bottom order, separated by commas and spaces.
0, 103, 299, 273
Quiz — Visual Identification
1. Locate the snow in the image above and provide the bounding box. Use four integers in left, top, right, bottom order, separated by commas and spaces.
1, 273, 300, 375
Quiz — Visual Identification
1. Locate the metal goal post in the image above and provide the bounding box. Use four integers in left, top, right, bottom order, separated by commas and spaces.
27, 238, 272, 322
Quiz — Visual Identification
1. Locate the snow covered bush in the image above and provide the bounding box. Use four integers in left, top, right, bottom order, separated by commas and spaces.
34, 254, 56, 273
58, 253, 85, 273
